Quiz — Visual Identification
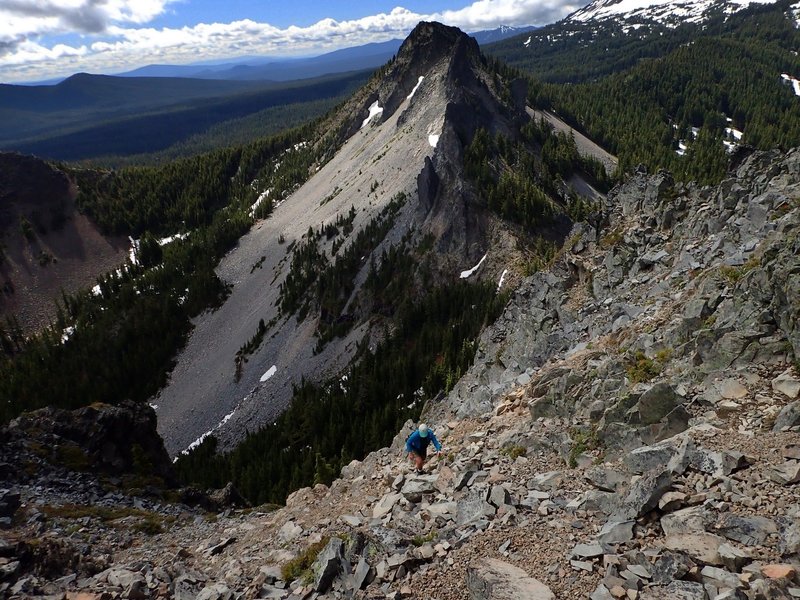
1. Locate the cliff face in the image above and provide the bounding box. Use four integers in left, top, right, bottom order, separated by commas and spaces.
0, 152, 129, 333
2, 149, 799, 599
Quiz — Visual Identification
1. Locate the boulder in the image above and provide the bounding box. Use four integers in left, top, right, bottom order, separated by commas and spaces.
196, 584, 234, 600
597, 520, 635, 544
715, 514, 778, 546
352, 557, 373, 590
640, 581, 706, 599
400, 475, 439, 502
457, 489, 497, 526
584, 466, 629, 492
769, 460, 800, 485
0, 490, 20, 519
773, 401, 800, 431
718, 543, 752, 571
772, 371, 800, 399
664, 533, 726, 566
652, 551, 696, 585
634, 383, 684, 425
311, 537, 345, 593
488, 485, 511, 508
661, 506, 713, 535
700, 565, 745, 589
612, 470, 672, 520
373, 493, 402, 519
466, 558, 555, 599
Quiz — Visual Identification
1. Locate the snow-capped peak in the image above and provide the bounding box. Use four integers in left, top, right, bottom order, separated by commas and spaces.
568, 0, 776, 27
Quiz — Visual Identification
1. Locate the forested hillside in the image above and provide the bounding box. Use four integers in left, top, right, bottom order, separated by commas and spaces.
488, 0, 800, 183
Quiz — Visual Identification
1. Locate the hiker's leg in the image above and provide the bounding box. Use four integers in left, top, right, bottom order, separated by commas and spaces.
409, 452, 425, 471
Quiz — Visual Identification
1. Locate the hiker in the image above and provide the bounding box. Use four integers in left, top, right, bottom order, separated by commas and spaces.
405, 423, 442, 472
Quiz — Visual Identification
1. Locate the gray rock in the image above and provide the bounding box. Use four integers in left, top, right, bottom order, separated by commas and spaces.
353, 557, 372, 590
457, 489, 497, 526
173, 574, 202, 600
715, 513, 777, 546
661, 506, 713, 535
311, 537, 345, 593
635, 383, 684, 425
584, 466, 629, 492
718, 543, 751, 571
571, 543, 605, 559
589, 584, 616, 600
625, 443, 679, 474
613, 470, 672, 520
773, 372, 800, 399
652, 551, 695, 585
597, 520, 635, 544
373, 493, 402, 518
400, 474, 439, 502
769, 461, 800, 485
466, 558, 555, 599
640, 581, 706, 599
196, 583, 233, 600
774, 402, 800, 431
108, 569, 146, 589
340, 515, 362, 527
664, 533, 727, 566
701, 565, 744, 589
488, 485, 511, 508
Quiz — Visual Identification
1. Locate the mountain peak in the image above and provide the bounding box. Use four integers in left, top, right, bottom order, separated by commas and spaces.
395, 21, 481, 71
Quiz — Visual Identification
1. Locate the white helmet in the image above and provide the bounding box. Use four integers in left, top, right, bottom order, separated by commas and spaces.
418, 423, 429, 437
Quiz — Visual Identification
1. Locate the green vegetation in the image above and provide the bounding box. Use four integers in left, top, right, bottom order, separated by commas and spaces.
500, 445, 527, 460
568, 426, 602, 468
487, 0, 800, 185
412, 530, 438, 546
175, 282, 509, 504
625, 349, 672, 384
281, 537, 330, 583
719, 256, 760, 284
464, 119, 609, 232
40, 504, 171, 536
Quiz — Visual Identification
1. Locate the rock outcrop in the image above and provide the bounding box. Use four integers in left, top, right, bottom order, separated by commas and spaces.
1, 150, 800, 599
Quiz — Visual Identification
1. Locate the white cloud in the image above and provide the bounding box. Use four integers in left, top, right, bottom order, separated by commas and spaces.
0, 0, 580, 83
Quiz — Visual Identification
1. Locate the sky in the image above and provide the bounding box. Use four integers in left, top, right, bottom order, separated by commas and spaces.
0, 0, 584, 84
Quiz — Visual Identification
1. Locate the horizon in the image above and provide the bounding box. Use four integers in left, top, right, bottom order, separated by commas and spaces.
0, 1, 582, 85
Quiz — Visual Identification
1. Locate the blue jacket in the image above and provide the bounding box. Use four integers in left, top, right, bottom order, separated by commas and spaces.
406, 429, 441, 454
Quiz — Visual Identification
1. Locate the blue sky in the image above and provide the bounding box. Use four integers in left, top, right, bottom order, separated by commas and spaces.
0, 0, 582, 83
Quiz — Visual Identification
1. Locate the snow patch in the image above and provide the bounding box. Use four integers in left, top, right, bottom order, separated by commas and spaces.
60, 326, 76, 344
781, 73, 800, 97
676, 140, 688, 156
250, 188, 272, 217
523, 35, 532, 47
570, 0, 774, 27
260, 365, 277, 383
460, 254, 487, 279
361, 101, 384, 128
497, 269, 509, 291
176, 402, 243, 460
725, 127, 743, 140
407, 76, 425, 100
128, 236, 139, 265
428, 134, 440, 148
158, 232, 189, 246
149, 403, 158, 410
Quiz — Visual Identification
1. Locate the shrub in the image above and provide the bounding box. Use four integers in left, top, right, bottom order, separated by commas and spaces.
281, 537, 330, 583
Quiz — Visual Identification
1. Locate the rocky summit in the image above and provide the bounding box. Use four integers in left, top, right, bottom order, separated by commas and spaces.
1, 135, 800, 600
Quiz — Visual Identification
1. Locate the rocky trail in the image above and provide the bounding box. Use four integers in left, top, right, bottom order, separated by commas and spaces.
2, 148, 800, 600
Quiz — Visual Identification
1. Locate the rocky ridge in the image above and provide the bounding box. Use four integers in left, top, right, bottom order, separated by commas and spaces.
2, 149, 800, 599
